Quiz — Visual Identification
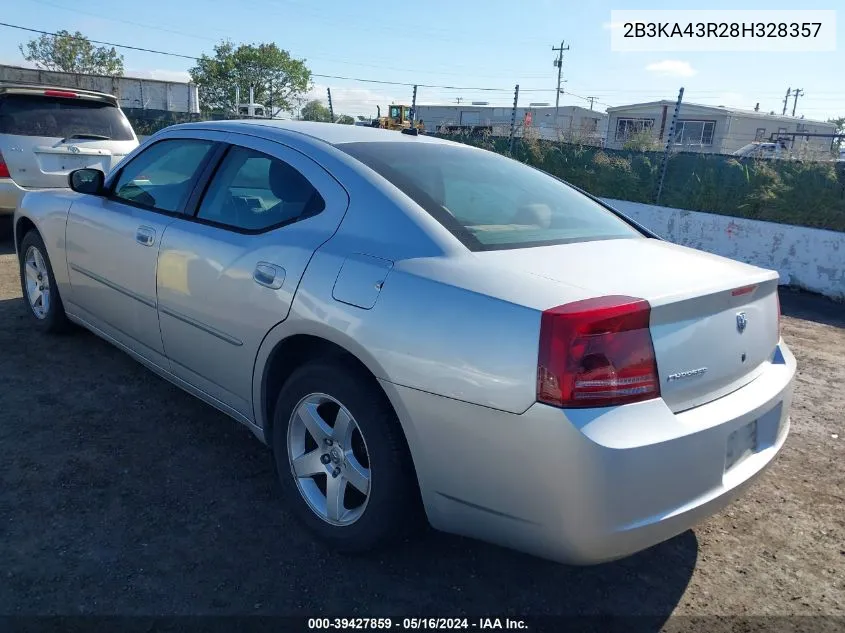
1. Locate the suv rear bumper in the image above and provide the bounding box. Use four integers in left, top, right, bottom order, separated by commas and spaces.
0, 178, 27, 216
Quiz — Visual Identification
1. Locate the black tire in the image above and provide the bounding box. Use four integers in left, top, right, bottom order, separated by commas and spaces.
0, 216, 11, 242
272, 358, 420, 553
18, 230, 69, 333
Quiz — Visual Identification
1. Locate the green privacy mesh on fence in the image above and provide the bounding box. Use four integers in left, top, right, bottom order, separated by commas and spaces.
124, 110, 200, 136
438, 133, 845, 233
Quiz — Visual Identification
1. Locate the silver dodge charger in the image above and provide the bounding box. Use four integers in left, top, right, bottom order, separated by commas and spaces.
13, 120, 796, 564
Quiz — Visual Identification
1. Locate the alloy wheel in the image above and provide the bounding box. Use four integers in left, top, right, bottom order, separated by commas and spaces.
23, 246, 51, 320
286, 393, 372, 526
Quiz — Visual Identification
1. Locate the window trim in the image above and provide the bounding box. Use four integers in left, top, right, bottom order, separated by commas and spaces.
614, 117, 655, 142
672, 119, 716, 146
755, 127, 767, 141
182, 143, 327, 235
105, 138, 221, 217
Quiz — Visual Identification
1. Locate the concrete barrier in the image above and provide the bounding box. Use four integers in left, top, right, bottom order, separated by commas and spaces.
603, 198, 845, 301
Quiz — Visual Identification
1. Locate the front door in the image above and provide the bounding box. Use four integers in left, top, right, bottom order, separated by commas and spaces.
65, 137, 218, 365
156, 134, 349, 420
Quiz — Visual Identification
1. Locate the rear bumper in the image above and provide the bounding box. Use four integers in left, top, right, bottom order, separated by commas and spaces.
0, 179, 27, 216
382, 340, 796, 565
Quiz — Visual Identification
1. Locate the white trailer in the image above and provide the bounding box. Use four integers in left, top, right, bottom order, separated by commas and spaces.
414, 104, 606, 144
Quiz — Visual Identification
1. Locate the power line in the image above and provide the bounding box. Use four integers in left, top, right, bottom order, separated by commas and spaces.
0, 22, 840, 118
20, 1, 554, 80
312, 74, 513, 92
0, 22, 523, 92
26, 0, 220, 41
0, 22, 199, 60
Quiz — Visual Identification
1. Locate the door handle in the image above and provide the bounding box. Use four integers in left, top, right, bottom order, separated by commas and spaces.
253, 262, 285, 289
136, 226, 156, 247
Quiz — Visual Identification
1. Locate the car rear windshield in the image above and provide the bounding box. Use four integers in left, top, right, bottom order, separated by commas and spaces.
338, 141, 643, 251
0, 94, 134, 141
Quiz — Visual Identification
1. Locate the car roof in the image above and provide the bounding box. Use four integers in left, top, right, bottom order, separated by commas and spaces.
167, 119, 454, 148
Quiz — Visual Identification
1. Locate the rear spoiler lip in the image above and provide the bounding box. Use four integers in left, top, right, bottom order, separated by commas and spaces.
0, 85, 119, 106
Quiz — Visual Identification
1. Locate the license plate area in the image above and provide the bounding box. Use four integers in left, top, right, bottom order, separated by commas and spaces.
37, 153, 107, 174
725, 419, 758, 472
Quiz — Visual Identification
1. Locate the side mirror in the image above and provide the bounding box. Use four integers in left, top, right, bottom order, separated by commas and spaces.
69, 168, 105, 195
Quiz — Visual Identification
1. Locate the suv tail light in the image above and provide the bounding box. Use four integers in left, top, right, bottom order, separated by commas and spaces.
43, 89, 79, 98
0, 150, 10, 179
537, 296, 660, 408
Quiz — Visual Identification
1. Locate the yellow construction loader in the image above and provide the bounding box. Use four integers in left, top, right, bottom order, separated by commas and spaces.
373, 104, 425, 132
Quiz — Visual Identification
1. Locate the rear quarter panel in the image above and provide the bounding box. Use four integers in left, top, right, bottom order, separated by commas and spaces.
251, 138, 597, 430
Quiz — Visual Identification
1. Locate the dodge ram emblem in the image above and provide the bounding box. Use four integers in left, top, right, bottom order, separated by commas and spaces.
736, 312, 748, 334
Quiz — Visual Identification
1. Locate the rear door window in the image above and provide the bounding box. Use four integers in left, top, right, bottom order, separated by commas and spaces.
195, 146, 325, 232
0, 94, 134, 140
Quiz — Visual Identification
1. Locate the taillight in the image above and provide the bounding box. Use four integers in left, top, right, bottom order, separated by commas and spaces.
732, 285, 757, 297
0, 150, 10, 179
537, 295, 661, 408
43, 89, 78, 98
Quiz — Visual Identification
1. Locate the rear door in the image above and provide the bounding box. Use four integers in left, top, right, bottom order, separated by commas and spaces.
156, 134, 349, 419
0, 88, 137, 188
65, 134, 220, 367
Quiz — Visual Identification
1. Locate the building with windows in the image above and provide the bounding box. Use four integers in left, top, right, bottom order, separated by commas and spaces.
413, 104, 607, 144
604, 100, 837, 157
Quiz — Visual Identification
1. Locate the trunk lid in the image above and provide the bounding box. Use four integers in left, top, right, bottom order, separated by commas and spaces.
0, 136, 135, 188
475, 238, 780, 412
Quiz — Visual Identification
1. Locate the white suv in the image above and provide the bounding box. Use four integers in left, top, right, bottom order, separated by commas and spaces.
0, 84, 139, 235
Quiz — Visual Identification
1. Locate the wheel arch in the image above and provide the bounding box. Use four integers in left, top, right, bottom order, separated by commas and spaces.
14, 215, 38, 255
256, 324, 399, 446
255, 326, 428, 514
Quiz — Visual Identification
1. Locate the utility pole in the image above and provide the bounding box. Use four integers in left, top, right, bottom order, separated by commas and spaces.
508, 84, 520, 156
587, 96, 596, 110
552, 40, 569, 118
791, 88, 804, 117
455, 97, 463, 105
656, 87, 684, 205
410, 84, 418, 123
782, 88, 791, 116
327, 87, 334, 122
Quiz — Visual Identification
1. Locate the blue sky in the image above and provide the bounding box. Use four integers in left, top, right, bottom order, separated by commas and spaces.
1, 0, 842, 120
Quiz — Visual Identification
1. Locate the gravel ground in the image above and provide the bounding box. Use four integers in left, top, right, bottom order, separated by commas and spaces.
0, 235, 843, 626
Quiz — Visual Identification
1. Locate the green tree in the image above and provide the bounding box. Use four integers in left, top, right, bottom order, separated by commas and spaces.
190, 41, 310, 114
20, 30, 124, 75
336, 114, 355, 125
300, 99, 332, 122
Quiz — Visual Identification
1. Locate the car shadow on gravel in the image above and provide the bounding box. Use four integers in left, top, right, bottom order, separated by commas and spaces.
0, 295, 696, 624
